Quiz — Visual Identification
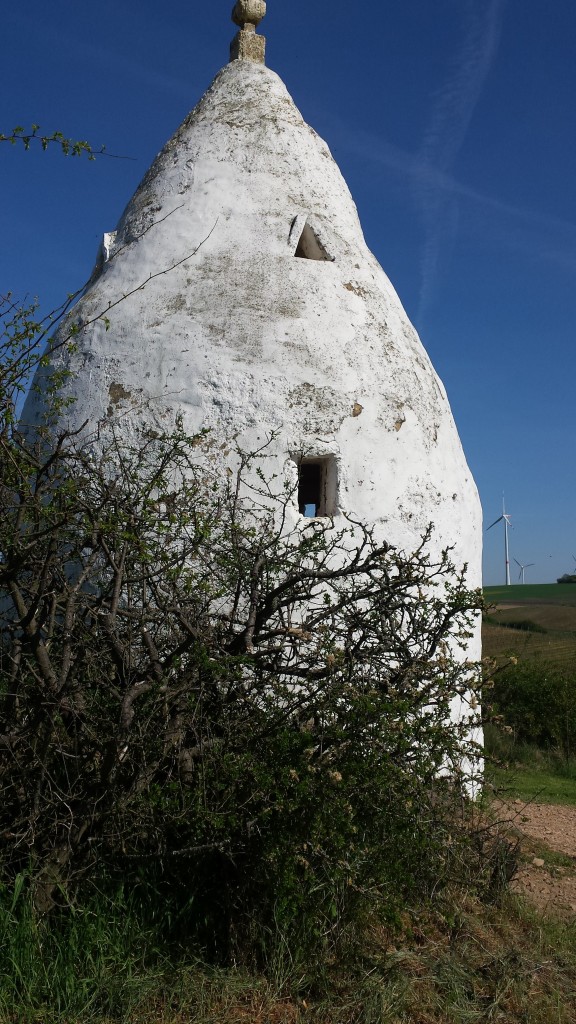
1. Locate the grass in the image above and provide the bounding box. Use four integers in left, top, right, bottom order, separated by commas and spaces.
4, 726, 576, 1022
3, 893, 576, 1023
482, 623, 576, 667
484, 725, 576, 804
489, 765, 576, 805
133, 908, 576, 1024
3, 780, 576, 1024
0, 881, 171, 1023
486, 605, 576, 631
484, 582, 576, 607
482, 584, 576, 667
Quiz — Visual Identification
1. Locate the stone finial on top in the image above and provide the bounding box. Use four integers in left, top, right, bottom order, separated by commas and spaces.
232, 0, 266, 28
230, 0, 267, 64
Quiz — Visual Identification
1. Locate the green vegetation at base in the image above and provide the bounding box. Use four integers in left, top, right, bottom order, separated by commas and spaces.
0, 882, 162, 1022
484, 652, 576, 804
2, 885, 576, 1023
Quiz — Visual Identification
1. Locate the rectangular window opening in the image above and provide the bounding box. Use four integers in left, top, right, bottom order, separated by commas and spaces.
297, 457, 337, 517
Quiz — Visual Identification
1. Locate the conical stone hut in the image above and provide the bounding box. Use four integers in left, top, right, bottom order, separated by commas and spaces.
22, 2, 482, 663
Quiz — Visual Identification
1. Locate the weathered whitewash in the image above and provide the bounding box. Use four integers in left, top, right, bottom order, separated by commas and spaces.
23, 2, 482, 666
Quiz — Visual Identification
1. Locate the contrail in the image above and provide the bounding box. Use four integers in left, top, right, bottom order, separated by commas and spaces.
323, 112, 576, 281
413, 0, 506, 325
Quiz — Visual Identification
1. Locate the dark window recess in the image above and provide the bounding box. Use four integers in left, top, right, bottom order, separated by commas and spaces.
294, 222, 333, 261
297, 457, 336, 517
298, 462, 322, 516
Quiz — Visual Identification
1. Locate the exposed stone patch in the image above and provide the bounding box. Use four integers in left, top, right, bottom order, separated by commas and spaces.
166, 295, 187, 314
344, 282, 369, 299
288, 383, 346, 434
108, 382, 132, 405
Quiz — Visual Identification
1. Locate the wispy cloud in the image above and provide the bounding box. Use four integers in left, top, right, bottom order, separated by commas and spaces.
412, 0, 506, 324
324, 115, 576, 281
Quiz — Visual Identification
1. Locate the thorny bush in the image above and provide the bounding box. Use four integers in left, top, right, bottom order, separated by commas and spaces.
0, 295, 485, 963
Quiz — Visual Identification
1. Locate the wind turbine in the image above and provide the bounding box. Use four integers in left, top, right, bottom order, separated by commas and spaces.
487, 497, 512, 585
514, 558, 534, 584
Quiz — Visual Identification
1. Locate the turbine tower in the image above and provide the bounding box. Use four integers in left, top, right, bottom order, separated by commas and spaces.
487, 497, 512, 586
514, 558, 534, 584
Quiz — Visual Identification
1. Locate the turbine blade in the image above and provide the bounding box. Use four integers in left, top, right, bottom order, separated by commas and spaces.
486, 516, 503, 531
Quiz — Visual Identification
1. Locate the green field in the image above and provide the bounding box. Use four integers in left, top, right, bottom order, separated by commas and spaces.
483, 583, 576, 667
489, 764, 576, 804
484, 582, 576, 606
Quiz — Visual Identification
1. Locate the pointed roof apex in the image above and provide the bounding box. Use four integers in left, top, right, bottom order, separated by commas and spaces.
230, 0, 267, 64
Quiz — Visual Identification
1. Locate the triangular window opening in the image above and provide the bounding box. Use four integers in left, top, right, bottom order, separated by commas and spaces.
294, 222, 332, 262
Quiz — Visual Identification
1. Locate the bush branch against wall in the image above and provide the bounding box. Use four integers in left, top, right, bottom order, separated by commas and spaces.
0, 297, 484, 962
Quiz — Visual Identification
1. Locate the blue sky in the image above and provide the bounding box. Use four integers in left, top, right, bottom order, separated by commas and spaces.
2, 0, 575, 585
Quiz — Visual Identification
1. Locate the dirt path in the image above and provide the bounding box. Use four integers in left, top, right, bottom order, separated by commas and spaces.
499, 800, 576, 916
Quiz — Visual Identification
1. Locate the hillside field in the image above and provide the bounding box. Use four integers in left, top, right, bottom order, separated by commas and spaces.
483, 583, 576, 667
484, 582, 576, 607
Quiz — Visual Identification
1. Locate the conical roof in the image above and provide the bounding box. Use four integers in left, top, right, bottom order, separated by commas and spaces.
23, 50, 481, 588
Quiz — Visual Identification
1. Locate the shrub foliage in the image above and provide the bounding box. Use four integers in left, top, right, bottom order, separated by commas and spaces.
489, 659, 576, 759
1, 294, 484, 962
